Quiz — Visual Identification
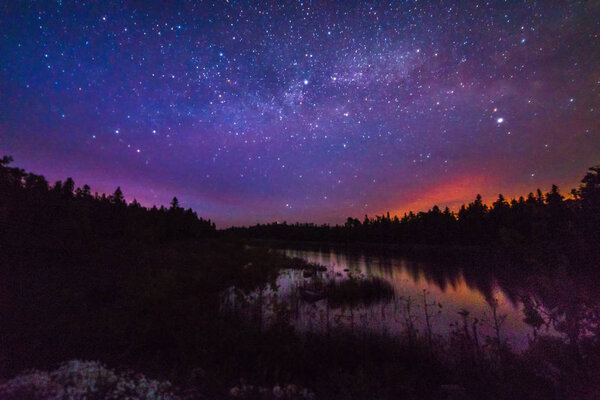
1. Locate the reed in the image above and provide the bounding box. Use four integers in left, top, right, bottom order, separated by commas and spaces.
325, 275, 395, 308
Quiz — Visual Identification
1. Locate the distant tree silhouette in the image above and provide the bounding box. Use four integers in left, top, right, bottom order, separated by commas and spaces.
0, 156, 216, 248
579, 165, 600, 205
546, 184, 563, 206
25, 173, 48, 192
53, 180, 63, 194
111, 186, 125, 205
227, 163, 600, 269
577, 165, 600, 258
3, 154, 599, 269
63, 177, 75, 197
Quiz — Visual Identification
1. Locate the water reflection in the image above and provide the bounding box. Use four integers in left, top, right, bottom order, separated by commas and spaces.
277, 246, 540, 350
224, 245, 599, 352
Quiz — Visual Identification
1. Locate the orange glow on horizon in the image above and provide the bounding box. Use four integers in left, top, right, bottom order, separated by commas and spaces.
385, 173, 578, 219
390, 174, 489, 217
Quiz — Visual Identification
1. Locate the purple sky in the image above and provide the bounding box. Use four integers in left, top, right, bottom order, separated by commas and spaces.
2, 1, 599, 227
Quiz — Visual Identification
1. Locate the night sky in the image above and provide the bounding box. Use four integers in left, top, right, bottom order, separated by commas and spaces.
2, 1, 599, 227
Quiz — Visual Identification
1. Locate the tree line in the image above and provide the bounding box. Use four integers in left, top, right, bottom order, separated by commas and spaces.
2, 153, 599, 265
0, 155, 215, 250
228, 164, 600, 263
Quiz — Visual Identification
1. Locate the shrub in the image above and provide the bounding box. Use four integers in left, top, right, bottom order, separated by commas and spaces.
0, 360, 180, 400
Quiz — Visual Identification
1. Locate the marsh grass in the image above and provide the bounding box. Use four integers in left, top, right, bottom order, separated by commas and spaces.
286, 256, 328, 273
324, 274, 395, 308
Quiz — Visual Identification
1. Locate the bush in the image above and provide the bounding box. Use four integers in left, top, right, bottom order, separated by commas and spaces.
0, 360, 180, 400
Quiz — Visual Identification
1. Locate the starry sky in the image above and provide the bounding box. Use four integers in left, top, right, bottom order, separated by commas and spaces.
1, 1, 600, 227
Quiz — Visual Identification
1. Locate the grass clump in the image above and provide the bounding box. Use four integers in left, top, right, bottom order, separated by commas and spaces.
325, 275, 395, 308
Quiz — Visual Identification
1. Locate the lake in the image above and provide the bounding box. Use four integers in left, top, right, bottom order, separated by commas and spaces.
224, 244, 576, 351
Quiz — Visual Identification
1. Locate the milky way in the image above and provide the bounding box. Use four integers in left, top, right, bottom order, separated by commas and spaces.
2, 1, 600, 226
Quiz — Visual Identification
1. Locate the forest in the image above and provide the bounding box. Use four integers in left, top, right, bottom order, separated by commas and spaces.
229, 166, 600, 270
1, 155, 600, 399
0, 155, 216, 246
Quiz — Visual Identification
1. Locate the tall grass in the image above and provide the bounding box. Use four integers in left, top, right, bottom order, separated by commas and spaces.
325, 275, 395, 308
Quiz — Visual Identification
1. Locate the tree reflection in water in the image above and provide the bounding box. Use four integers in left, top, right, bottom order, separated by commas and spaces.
224, 245, 600, 354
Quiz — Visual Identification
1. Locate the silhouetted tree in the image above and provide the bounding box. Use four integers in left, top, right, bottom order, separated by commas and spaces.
63, 177, 75, 197
580, 165, 600, 206
111, 186, 125, 205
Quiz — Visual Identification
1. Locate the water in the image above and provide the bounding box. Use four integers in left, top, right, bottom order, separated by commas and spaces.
278, 246, 543, 350
224, 245, 578, 351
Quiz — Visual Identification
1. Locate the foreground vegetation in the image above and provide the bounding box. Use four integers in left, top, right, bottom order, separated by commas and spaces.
318, 274, 395, 308
1, 156, 600, 399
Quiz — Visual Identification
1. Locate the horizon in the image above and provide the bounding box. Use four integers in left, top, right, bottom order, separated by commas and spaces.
2, 1, 599, 227
2, 153, 586, 230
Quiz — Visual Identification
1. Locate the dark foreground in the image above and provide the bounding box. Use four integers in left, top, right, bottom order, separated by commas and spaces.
1, 157, 600, 399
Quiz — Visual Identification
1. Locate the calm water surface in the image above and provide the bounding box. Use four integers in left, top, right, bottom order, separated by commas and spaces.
275, 246, 548, 350
224, 245, 567, 351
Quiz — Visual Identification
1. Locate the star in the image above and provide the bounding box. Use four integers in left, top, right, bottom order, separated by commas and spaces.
1, 1, 597, 226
